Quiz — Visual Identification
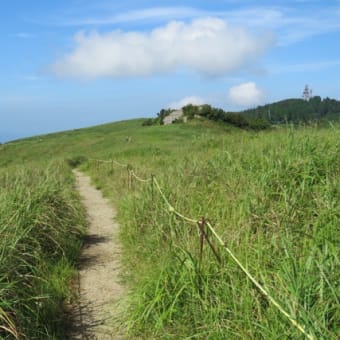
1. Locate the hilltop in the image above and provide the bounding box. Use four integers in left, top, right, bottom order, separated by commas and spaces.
241, 96, 340, 123
143, 105, 270, 130
142, 96, 340, 130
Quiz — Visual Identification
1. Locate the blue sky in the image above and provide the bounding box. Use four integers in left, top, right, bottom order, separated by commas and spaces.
1, 0, 340, 142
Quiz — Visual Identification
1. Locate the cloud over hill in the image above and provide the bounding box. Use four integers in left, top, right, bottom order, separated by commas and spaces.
49, 18, 273, 79
169, 96, 205, 109
228, 82, 265, 106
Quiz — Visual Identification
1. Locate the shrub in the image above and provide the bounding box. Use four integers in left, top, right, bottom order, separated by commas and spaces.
66, 155, 87, 168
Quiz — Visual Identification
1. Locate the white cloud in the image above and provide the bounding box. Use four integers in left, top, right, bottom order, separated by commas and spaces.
228, 82, 265, 106
168, 96, 205, 109
49, 17, 273, 79
221, 6, 340, 46
44, 4, 340, 47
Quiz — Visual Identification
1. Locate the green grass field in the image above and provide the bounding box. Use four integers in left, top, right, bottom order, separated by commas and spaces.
1, 119, 339, 338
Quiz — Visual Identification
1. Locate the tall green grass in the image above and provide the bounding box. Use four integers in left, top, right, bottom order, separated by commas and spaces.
86, 124, 339, 339
1, 118, 339, 338
0, 162, 85, 339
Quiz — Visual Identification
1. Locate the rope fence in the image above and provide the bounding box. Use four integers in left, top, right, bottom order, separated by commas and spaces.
130, 170, 152, 183
87, 157, 314, 340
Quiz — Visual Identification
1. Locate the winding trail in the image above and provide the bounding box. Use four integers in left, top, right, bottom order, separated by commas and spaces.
71, 170, 126, 339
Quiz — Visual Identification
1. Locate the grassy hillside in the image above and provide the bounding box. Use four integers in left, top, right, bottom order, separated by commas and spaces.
1, 118, 339, 338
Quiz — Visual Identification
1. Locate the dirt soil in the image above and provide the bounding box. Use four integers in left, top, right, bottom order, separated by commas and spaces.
70, 170, 126, 339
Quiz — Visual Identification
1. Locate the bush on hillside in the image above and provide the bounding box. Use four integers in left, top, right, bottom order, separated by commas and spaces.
142, 118, 159, 126
66, 155, 88, 168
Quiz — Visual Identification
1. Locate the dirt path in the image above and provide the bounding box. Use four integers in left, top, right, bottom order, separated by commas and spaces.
71, 170, 126, 339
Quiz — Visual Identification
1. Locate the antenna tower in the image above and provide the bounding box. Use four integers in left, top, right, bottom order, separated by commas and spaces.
302, 84, 312, 101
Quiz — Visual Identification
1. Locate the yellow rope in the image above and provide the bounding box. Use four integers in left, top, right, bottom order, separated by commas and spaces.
112, 159, 128, 168
152, 177, 197, 224
130, 170, 152, 183
89, 158, 127, 167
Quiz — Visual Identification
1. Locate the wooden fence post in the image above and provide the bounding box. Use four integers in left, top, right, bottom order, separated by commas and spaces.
127, 166, 130, 189
198, 219, 205, 262
151, 174, 155, 203
198, 218, 221, 264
